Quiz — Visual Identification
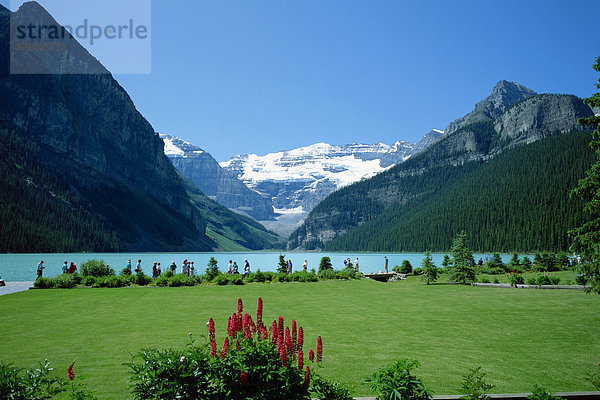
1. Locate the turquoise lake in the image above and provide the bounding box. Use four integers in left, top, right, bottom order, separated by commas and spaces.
0, 252, 516, 281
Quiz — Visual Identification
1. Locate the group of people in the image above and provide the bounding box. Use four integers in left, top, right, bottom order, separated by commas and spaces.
227, 259, 251, 275
343, 257, 360, 272
35, 260, 78, 278
125, 259, 198, 278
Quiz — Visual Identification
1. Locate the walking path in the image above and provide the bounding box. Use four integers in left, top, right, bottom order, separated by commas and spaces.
0, 281, 34, 296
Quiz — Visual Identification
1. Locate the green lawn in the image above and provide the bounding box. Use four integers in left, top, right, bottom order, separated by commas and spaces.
0, 278, 598, 398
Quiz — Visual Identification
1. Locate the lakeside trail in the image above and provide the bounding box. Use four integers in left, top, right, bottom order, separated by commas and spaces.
0, 281, 33, 296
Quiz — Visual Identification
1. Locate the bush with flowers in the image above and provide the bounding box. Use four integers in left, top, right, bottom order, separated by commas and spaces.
127, 297, 349, 400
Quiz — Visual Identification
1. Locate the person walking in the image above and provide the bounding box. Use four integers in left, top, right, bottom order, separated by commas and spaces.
62, 261, 68, 274
287, 259, 293, 274
244, 259, 250, 275
384, 256, 388, 273
354, 258, 359, 273
36, 261, 45, 278
228, 260, 233, 274
170, 261, 177, 273
303, 259, 308, 272
135, 259, 142, 274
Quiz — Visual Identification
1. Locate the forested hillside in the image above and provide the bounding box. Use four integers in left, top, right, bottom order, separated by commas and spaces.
0, 128, 122, 252
303, 130, 593, 252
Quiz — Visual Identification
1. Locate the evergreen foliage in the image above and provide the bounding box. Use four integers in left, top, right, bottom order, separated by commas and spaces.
0, 128, 123, 252
421, 252, 438, 285
297, 129, 593, 253
319, 256, 333, 271
449, 232, 476, 284
569, 56, 600, 294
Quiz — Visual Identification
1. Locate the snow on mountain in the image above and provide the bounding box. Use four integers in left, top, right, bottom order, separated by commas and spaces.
219, 137, 440, 225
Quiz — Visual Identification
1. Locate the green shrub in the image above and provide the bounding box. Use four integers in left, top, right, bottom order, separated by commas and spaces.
493, 278, 500, 284
479, 278, 491, 284
0, 360, 65, 399
230, 275, 245, 285
80, 259, 115, 277
93, 275, 130, 288
163, 270, 174, 278
154, 276, 169, 287
319, 256, 333, 272
34, 277, 53, 289
365, 359, 431, 400
526, 386, 564, 400
508, 273, 525, 287
120, 267, 132, 276
247, 270, 266, 283
311, 373, 353, 400
291, 271, 319, 282
214, 274, 230, 286
318, 269, 336, 280
527, 277, 537, 285
413, 267, 423, 276
535, 275, 560, 286
400, 260, 413, 274
133, 272, 152, 286
82, 276, 97, 286
53, 274, 76, 289
491, 267, 505, 275
459, 366, 494, 400
276, 273, 292, 283
262, 271, 277, 282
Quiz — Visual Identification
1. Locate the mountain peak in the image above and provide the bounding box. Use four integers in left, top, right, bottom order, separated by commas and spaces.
446, 80, 536, 134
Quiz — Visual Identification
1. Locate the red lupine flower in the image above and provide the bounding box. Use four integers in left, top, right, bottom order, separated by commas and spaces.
279, 343, 288, 367
210, 340, 217, 357
271, 321, 278, 345
208, 318, 216, 342
67, 362, 75, 381
316, 336, 323, 363
243, 312, 250, 329
262, 327, 268, 340
304, 366, 310, 388
237, 298, 243, 314
227, 316, 233, 337
308, 349, 314, 363
244, 327, 252, 340
284, 327, 292, 354
291, 319, 297, 352
240, 371, 248, 384
221, 337, 229, 358
298, 327, 304, 348
297, 349, 304, 370
277, 317, 284, 346
257, 297, 263, 327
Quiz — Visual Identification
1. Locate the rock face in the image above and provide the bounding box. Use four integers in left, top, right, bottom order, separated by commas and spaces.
0, 2, 276, 251
445, 80, 537, 135
161, 135, 275, 221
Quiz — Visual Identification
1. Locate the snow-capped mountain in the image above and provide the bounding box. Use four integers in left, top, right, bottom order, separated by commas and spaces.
219, 132, 444, 236
160, 135, 275, 221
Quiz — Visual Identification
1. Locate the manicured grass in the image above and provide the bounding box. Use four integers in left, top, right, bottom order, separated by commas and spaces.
0, 278, 598, 398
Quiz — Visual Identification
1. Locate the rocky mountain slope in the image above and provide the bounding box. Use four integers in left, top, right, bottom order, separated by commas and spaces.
161, 135, 275, 221
0, 2, 277, 251
445, 80, 537, 134
289, 85, 594, 251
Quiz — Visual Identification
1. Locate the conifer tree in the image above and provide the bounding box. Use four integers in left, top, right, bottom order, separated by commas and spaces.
421, 251, 438, 285
449, 231, 476, 284
570, 56, 600, 294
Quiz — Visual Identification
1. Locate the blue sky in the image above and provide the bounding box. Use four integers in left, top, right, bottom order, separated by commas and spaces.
4, 0, 600, 161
